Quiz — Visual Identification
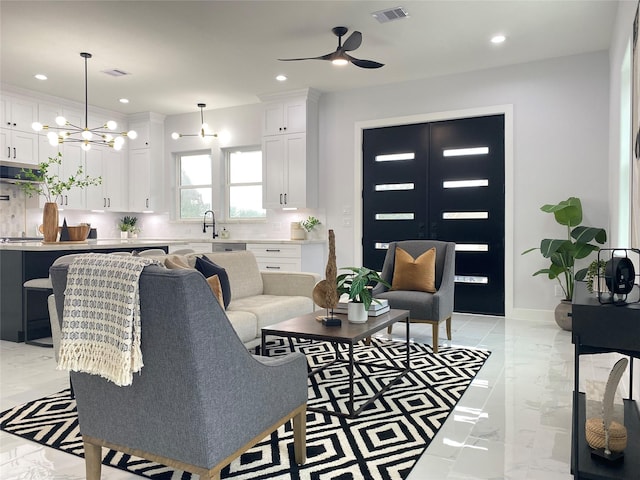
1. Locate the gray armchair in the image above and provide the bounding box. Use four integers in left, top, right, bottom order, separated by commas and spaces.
372, 240, 456, 353
50, 257, 307, 480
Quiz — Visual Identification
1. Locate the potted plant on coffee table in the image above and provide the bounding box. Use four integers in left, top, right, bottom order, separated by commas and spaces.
336, 266, 390, 323
522, 196, 607, 331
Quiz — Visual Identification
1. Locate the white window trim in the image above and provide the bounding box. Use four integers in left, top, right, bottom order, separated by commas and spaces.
175, 149, 213, 222
224, 146, 266, 222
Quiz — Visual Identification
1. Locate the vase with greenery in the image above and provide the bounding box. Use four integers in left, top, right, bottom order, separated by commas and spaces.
16, 152, 101, 242
336, 266, 390, 322
522, 197, 606, 330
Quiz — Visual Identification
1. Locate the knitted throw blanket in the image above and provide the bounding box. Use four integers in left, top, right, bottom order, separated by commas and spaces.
58, 253, 160, 386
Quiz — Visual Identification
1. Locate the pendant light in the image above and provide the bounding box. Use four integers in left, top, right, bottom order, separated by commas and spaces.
31, 52, 137, 151
171, 103, 218, 140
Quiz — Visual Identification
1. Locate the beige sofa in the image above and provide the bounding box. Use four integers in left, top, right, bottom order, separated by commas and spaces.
171, 250, 320, 348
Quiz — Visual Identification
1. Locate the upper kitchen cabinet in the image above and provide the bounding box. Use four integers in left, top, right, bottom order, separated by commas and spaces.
0, 94, 38, 165
84, 147, 128, 212
128, 112, 165, 212
1, 94, 37, 132
262, 98, 307, 136
259, 88, 320, 209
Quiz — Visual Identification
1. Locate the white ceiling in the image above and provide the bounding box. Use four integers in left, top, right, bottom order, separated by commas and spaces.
0, 1, 620, 117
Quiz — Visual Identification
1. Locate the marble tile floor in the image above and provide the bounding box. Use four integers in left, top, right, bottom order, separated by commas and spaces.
0, 313, 636, 480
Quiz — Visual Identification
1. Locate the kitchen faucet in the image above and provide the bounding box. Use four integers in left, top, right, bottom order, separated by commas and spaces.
203, 210, 218, 238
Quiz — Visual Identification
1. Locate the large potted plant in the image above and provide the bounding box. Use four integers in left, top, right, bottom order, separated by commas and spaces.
336, 266, 390, 323
17, 152, 101, 242
522, 196, 607, 330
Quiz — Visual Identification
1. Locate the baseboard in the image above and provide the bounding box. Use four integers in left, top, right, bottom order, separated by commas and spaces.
509, 308, 555, 322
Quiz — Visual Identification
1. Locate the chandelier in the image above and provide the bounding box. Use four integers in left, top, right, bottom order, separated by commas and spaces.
31, 52, 137, 151
171, 103, 218, 140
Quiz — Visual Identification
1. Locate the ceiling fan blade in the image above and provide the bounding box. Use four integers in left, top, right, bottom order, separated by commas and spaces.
342, 31, 362, 52
345, 53, 384, 69
278, 52, 334, 62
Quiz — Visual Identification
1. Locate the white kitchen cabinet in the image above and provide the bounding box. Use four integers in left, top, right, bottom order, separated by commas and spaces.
0, 95, 39, 166
58, 143, 85, 209
247, 242, 325, 275
262, 98, 306, 136
0, 128, 37, 165
1, 95, 38, 132
127, 112, 165, 212
102, 149, 127, 211
259, 89, 320, 210
84, 148, 127, 211
262, 134, 309, 208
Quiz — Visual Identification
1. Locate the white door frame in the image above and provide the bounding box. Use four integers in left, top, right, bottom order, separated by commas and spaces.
353, 104, 514, 318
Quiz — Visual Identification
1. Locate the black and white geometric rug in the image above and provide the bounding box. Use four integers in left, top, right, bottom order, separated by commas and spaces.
1, 338, 490, 480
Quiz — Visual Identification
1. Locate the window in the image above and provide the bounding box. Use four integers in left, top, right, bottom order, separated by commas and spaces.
226, 148, 266, 220
177, 151, 212, 220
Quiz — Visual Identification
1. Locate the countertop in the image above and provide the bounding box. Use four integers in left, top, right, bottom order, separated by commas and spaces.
168, 238, 326, 245
0, 239, 183, 251
0, 237, 325, 251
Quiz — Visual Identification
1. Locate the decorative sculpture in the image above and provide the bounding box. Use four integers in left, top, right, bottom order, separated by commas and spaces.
585, 357, 628, 462
312, 229, 341, 325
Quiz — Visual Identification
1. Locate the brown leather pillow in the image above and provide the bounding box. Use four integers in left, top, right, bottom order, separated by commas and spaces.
391, 247, 436, 293
206, 275, 225, 310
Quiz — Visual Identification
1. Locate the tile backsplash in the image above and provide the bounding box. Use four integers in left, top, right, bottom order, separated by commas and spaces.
0, 184, 27, 237
1, 181, 327, 241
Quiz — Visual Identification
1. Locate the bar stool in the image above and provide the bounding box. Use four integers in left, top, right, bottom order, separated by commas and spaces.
23, 277, 54, 347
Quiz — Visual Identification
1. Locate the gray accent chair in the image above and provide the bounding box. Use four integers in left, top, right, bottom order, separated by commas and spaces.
372, 240, 456, 353
50, 256, 308, 480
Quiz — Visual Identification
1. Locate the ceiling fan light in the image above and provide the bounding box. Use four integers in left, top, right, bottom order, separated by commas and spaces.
332, 58, 348, 66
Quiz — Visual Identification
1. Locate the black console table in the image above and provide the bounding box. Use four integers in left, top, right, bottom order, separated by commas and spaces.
571, 282, 640, 479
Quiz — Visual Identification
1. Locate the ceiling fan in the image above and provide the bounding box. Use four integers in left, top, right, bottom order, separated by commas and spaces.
278, 26, 384, 69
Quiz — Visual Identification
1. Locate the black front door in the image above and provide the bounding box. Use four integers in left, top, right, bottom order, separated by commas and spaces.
362, 114, 505, 315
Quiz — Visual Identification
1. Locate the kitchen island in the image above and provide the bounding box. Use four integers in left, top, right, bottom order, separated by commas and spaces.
0, 239, 183, 343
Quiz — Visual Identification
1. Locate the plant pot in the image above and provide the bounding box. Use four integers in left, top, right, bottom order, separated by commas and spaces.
347, 302, 367, 323
120, 231, 128, 240
554, 300, 572, 331
42, 202, 59, 243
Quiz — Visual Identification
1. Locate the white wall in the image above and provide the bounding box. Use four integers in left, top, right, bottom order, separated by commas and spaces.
318, 52, 610, 318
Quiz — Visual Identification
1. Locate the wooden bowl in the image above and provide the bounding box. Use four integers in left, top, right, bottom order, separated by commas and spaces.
60, 225, 91, 242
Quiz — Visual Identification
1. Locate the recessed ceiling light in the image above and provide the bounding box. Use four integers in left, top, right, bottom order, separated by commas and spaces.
34, 74, 47, 80
276, 74, 287, 82
119, 98, 130, 104
491, 34, 506, 44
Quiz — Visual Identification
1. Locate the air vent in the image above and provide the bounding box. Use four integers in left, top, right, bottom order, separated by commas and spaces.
372, 6, 409, 23
101, 68, 130, 77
